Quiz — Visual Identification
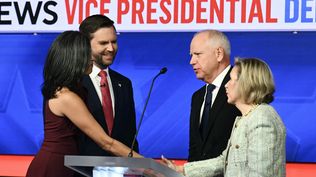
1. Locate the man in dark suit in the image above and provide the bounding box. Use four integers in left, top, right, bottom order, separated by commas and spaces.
188, 30, 241, 169
78, 15, 138, 156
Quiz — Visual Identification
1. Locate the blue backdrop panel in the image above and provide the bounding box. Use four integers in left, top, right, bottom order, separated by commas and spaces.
0, 32, 315, 162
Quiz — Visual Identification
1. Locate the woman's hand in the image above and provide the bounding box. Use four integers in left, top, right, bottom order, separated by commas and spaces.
161, 155, 184, 174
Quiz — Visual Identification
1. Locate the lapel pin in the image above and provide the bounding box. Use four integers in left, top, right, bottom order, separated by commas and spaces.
118, 83, 122, 87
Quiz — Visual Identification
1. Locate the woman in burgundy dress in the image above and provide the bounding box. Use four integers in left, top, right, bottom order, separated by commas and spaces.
26, 31, 142, 177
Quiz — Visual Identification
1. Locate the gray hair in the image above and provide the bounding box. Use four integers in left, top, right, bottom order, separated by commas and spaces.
196, 30, 231, 56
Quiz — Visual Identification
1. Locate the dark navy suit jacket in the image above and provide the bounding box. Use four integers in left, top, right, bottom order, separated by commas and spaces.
188, 68, 240, 163
78, 68, 139, 156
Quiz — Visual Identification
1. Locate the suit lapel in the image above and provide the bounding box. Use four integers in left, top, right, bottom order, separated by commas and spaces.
193, 87, 206, 142
108, 69, 122, 129
203, 68, 232, 143
82, 75, 102, 112
82, 74, 109, 131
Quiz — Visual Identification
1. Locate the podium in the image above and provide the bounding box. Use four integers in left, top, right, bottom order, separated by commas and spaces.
64, 155, 184, 177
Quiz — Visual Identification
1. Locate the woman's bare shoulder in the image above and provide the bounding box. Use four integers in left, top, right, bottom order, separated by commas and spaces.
50, 88, 83, 113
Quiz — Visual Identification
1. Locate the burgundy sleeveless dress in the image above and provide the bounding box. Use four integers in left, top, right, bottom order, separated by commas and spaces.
26, 101, 79, 177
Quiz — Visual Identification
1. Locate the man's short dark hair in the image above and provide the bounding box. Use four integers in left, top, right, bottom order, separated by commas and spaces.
79, 14, 116, 40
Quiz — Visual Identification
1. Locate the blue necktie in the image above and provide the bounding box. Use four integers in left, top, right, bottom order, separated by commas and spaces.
200, 84, 216, 140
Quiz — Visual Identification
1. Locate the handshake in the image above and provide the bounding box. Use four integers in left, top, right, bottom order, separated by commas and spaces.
160, 155, 185, 175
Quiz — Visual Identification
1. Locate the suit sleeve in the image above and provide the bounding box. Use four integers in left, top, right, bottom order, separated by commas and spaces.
188, 93, 198, 162
127, 79, 139, 152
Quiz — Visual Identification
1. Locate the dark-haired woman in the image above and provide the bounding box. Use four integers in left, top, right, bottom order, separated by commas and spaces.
26, 31, 141, 177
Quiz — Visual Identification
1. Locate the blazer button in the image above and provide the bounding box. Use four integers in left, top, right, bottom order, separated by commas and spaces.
235, 124, 238, 128
235, 144, 240, 149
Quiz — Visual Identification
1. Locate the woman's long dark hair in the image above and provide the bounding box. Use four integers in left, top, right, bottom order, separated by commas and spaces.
41, 31, 91, 99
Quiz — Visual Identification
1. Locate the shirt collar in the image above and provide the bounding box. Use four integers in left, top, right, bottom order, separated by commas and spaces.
90, 64, 110, 78
211, 65, 231, 88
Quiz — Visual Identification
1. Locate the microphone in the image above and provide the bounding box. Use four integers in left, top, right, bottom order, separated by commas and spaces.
128, 67, 168, 157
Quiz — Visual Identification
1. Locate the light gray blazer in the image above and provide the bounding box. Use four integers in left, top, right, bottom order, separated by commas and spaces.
184, 104, 286, 177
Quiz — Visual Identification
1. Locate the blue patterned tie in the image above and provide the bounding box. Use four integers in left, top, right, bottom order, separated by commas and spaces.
200, 84, 216, 140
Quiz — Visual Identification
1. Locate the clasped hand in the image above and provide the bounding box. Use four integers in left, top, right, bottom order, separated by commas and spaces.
161, 155, 184, 174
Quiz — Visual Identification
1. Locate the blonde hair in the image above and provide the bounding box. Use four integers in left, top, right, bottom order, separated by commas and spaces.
234, 57, 275, 104
196, 30, 231, 56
